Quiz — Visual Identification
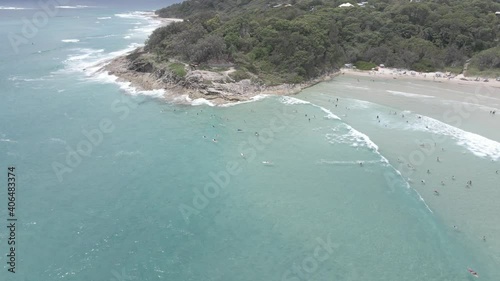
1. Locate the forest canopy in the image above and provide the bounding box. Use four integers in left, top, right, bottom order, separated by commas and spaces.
147, 0, 500, 84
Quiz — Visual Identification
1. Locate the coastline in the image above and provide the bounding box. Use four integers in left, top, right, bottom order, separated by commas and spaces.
98, 13, 340, 105
103, 50, 340, 105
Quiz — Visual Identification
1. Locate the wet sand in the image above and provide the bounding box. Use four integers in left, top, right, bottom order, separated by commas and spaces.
301, 74, 500, 272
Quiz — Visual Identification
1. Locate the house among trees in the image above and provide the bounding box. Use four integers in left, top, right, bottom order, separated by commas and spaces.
496, 11, 500, 17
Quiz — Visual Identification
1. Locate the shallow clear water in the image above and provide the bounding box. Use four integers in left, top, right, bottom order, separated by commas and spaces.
1, 4, 499, 281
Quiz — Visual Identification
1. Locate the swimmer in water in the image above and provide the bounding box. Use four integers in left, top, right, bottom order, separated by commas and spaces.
427, 169, 431, 174
441, 181, 445, 186
212, 139, 217, 143
359, 161, 363, 167
434, 190, 440, 196
421, 180, 426, 185
437, 157, 441, 162
452, 176, 456, 180
240, 153, 246, 159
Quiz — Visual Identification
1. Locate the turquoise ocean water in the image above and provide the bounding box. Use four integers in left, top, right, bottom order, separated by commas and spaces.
1, 4, 499, 281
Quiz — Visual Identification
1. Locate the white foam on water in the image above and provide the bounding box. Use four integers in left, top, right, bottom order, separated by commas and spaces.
219, 94, 270, 107
60, 43, 141, 76
88, 71, 166, 98
115, 11, 154, 20
0, 139, 17, 143
387, 90, 435, 99
97, 17, 112, 20
62, 39, 80, 43
190, 98, 216, 107
0, 6, 30, 10
346, 85, 370, 90
115, 12, 164, 42
56, 45, 166, 98
326, 123, 379, 151
280, 96, 310, 105
9, 76, 46, 82
314, 105, 341, 120
279, 96, 341, 119
405, 115, 500, 160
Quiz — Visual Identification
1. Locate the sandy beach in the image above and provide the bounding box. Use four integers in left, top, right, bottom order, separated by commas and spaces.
300, 75, 500, 271
342, 67, 500, 89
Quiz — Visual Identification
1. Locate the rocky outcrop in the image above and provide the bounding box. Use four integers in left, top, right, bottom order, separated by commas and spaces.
102, 48, 340, 105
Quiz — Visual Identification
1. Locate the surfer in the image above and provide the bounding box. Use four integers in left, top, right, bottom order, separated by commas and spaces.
482, 236, 486, 242
468, 268, 479, 278
421, 180, 426, 185
240, 153, 246, 159
434, 190, 440, 196
255, 132, 259, 136
441, 181, 445, 186
212, 139, 217, 143
427, 169, 430, 174
452, 176, 456, 180
437, 157, 441, 162
359, 161, 363, 167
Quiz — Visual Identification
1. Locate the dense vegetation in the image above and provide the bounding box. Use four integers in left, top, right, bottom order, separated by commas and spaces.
147, 0, 500, 84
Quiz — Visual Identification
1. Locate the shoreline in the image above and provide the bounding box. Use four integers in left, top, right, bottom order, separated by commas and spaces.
103, 49, 341, 105
97, 13, 340, 106
341, 67, 500, 89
